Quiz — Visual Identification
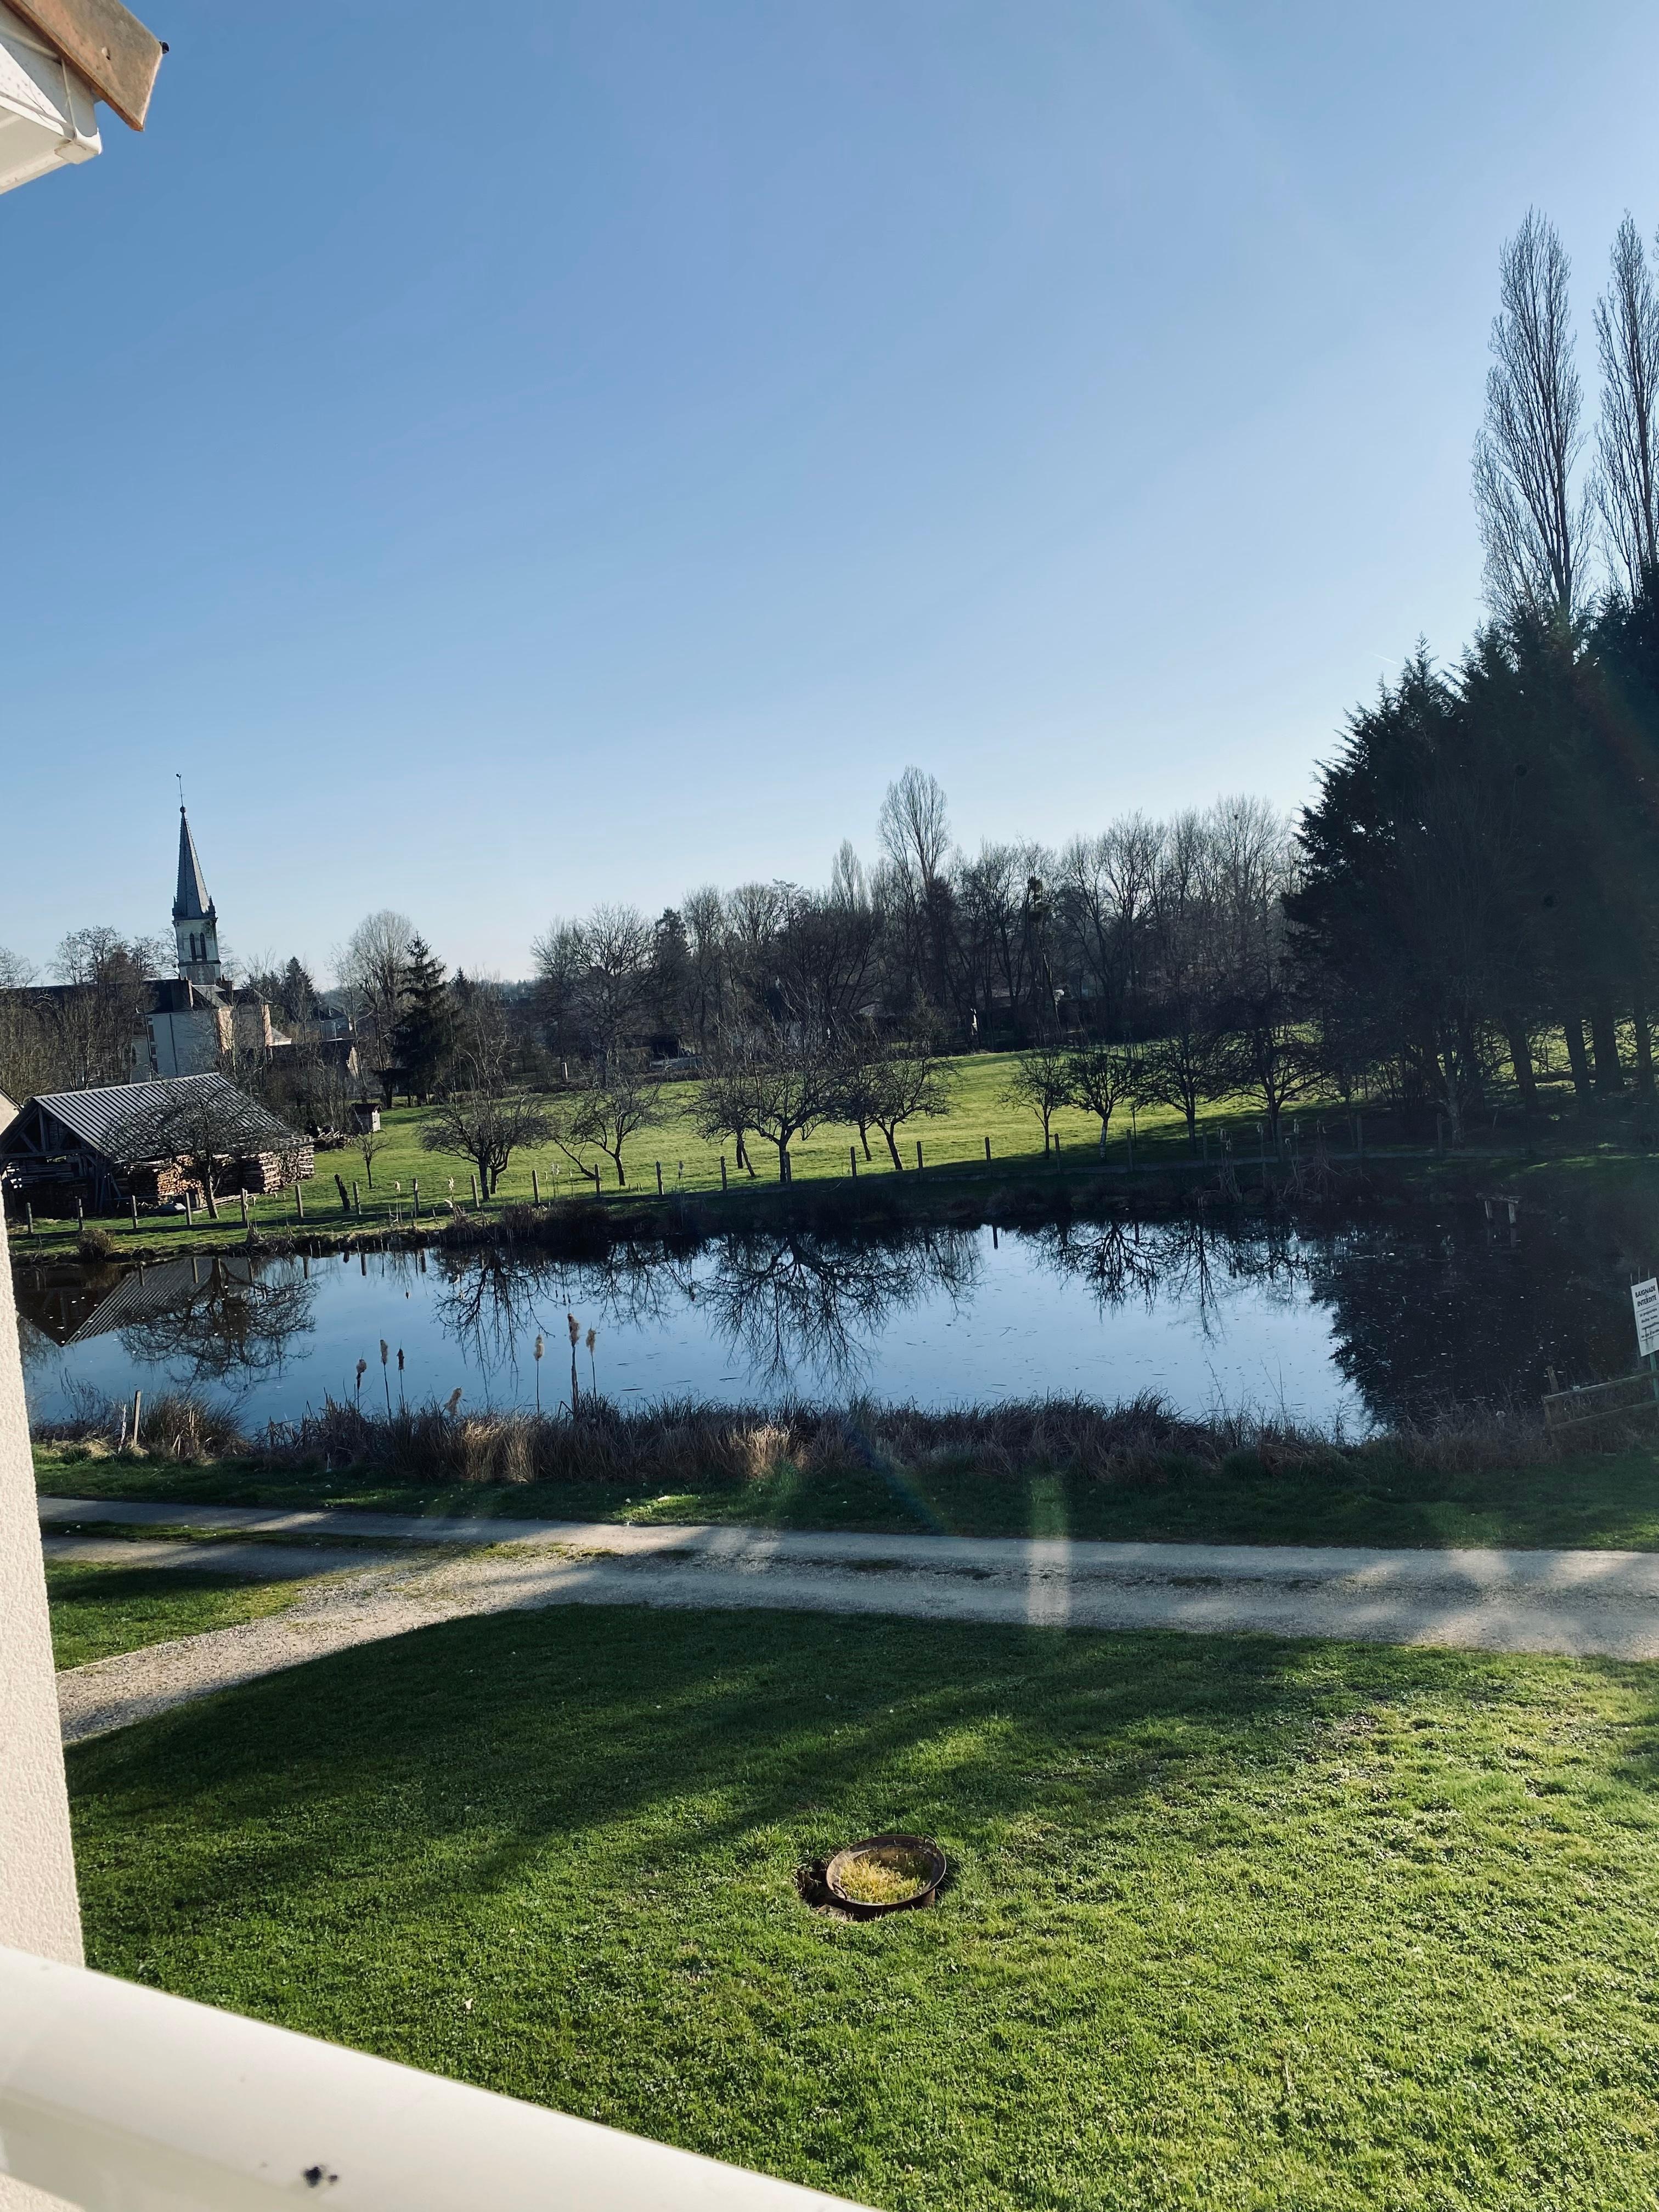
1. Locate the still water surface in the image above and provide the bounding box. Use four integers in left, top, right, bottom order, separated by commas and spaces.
15, 1204, 1635, 1434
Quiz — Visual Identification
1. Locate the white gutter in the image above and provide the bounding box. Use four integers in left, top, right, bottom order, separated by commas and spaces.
0, 0, 99, 194
0, 1945, 872, 2212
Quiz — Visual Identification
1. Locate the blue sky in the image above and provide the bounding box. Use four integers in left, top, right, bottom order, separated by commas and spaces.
5, 0, 1658, 981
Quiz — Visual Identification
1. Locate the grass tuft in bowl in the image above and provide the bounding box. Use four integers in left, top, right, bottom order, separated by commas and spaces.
823, 1833, 945, 1915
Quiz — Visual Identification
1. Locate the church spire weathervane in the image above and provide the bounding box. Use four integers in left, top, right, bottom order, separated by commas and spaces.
172, 786, 221, 988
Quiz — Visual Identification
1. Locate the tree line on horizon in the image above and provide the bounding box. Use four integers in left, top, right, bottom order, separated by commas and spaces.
6, 208, 1659, 1164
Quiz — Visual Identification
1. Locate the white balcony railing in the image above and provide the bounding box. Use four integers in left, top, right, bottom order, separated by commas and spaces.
0, 1944, 867, 2212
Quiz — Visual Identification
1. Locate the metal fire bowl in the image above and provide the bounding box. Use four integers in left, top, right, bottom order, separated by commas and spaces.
823, 1833, 947, 1917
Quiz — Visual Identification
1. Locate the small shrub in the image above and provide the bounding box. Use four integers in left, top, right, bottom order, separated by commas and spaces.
75, 1226, 115, 1262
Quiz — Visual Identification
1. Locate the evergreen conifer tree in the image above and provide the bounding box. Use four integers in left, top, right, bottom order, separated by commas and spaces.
392, 935, 454, 1098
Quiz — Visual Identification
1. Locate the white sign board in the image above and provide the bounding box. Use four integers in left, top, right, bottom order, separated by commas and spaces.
1633, 1278, 1659, 1359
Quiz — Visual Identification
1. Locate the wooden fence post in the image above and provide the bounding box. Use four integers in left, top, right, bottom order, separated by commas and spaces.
470, 1173, 479, 1206
720, 1156, 728, 1192
984, 1135, 991, 1162
532, 1168, 541, 1205
75, 1197, 84, 1230
129, 1196, 139, 1232
184, 1191, 193, 1228
656, 1161, 664, 1196
240, 1190, 249, 1228
916, 1139, 924, 1171
850, 1146, 857, 1177
412, 1178, 420, 1218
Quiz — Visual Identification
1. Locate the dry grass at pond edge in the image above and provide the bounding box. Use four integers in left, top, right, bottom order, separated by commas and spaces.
36, 1383, 1577, 1490
38, 1385, 1659, 1548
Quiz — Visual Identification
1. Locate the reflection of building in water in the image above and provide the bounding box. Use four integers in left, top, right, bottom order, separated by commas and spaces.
16, 1257, 255, 1347
16, 1251, 314, 1385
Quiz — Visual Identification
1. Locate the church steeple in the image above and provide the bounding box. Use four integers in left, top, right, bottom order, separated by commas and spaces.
172, 803, 222, 988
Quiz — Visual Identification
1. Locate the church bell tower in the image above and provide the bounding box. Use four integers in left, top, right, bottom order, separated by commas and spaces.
173, 803, 223, 989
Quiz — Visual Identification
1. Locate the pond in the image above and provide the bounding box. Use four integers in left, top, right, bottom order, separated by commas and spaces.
14, 1200, 1642, 1436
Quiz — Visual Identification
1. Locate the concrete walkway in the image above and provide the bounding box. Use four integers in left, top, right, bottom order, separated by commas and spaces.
43, 1495, 1659, 1746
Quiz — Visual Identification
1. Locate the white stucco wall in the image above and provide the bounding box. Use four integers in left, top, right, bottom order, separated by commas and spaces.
0, 1212, 81, 2210
0, 1212, 80, 1963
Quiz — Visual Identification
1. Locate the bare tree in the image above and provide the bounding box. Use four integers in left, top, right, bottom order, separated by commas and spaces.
354, 1117, 387, 1189
531, 905, 652, 1069
551, 1052, 662, 1187
1135, 809, 1228, 1149
880, 766, 952, 890
680, 885, 730, 1052
834, 1036, 953, 1170
1055, 817, 1161, 1034
335, 910, 414, 1062
1596, 213, 1659, 597
693, 1028, 837, 1182
880, 768, 955, 1011
1002, 1045, 1072, 1149
46, 928, 167, 1089
578, 904, 654, 1065
0, 948, 55, 1103
422, 1087, 551, 1201
421, 987, 551, 1197
1062, 1042, 1135, 1154
1472, 209, 1590, 620
771, 889, 882, 1033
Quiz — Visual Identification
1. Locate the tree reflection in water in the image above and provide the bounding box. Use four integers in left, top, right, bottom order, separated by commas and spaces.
1030, 1214, 1305, 1336
1302, 1214, 1638, 1426
430, 1229, 979, 1395
430, 1242, 684, 1393
26, 1199, 1650, 1431
116, 1257, 319, 1384
685, 1229, 979, 1389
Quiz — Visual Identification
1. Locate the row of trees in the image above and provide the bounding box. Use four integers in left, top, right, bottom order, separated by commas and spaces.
531, 786, 1297, 1067
0, 931, 165, 1098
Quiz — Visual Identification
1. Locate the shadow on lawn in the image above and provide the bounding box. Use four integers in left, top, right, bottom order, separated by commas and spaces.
67, 1599, 1624, 1934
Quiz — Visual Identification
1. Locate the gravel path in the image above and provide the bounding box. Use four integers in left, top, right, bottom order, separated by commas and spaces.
43, 1494, 1659, 1745
43, 1533, 402, 1577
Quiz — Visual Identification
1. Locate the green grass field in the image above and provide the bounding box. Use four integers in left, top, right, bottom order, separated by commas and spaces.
70, 1603, 1659, 2210
45, 1559, 305, 1669
35, 1432, 1659, 1554
6, 1049, 1513, 1259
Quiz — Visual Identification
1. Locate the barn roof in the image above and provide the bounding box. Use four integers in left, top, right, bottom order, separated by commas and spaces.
16, 1076, 298, 1167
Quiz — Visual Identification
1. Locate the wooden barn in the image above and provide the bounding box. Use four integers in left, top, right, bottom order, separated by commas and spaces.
0, 1076, 314, 1216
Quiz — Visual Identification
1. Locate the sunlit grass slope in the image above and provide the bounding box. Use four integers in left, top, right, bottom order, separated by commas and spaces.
72, 1605, 1659, 2211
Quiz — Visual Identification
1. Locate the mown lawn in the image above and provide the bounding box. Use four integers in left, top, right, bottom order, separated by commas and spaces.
46, 1559, 305, 1669
36, 1437, 1659, 1554
72, 1605, 1659, 2210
